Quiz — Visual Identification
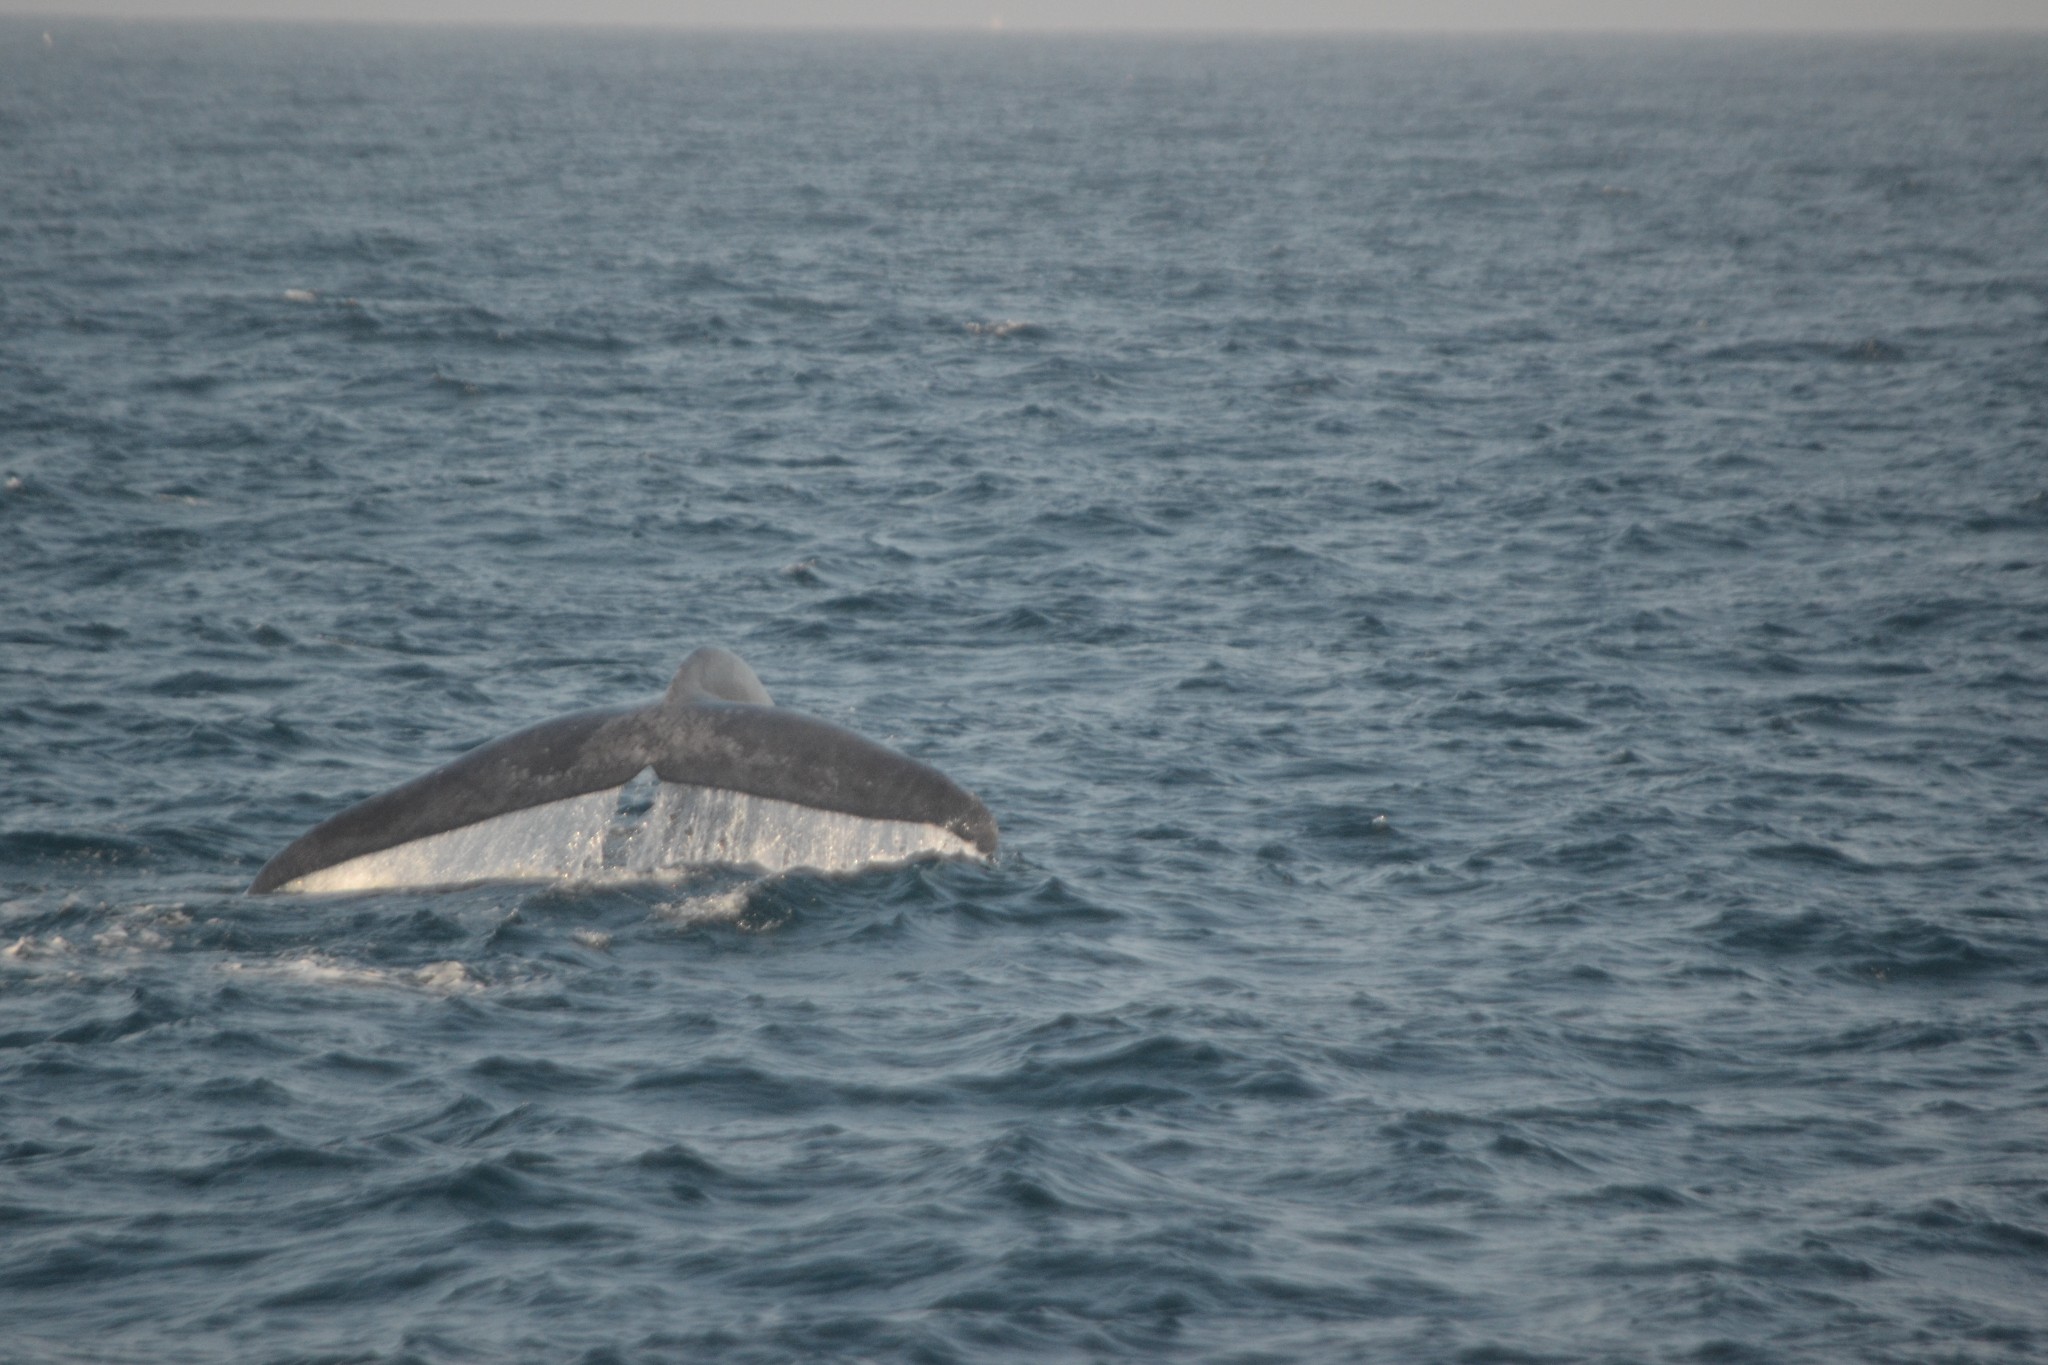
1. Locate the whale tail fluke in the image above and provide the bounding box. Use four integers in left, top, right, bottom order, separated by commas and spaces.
249, 650, 994, 894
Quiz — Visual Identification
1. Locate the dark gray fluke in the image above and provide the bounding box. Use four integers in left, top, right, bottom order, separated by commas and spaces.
249, 648, 997, 894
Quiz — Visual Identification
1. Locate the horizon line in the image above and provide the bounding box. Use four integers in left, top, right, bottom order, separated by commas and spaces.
10, 12, 2048, 35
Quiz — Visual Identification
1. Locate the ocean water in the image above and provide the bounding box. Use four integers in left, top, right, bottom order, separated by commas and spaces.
4, 21, 2048, 1363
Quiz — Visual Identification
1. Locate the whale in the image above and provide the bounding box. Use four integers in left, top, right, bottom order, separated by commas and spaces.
248, 648, 997, 894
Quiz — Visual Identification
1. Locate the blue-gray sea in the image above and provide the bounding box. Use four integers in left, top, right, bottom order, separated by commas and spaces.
4, 21, 2048, 1363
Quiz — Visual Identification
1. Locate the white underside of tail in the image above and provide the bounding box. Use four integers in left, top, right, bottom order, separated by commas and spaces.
280, 774, 977, 894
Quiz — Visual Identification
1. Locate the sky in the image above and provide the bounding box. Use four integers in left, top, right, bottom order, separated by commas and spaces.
6, 1, 2046, 31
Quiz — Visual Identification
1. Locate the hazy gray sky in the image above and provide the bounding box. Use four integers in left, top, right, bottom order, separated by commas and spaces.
8, 1, 2047, 30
